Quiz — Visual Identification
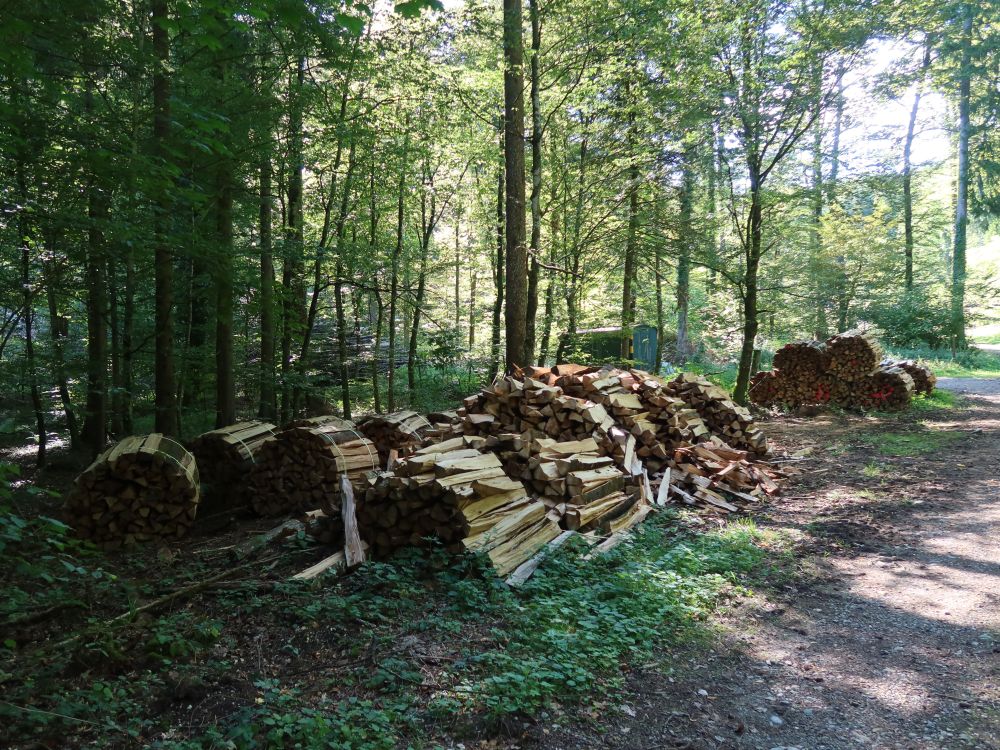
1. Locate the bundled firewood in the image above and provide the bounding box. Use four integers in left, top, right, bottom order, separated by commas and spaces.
357, 444, 561, 575
773, 341, 828, 378
65, 434, 200, 545
891, 360, 936, 396
188, 421, 278, 509
358, 410, 433, 467
666, 373, 768, 455
825, 328, 883, 381
283, 414, 355, 431
851, 365, 916, 410
245, 423, 378, 519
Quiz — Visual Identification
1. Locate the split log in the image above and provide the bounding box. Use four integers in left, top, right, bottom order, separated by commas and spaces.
358, 410, 433, 467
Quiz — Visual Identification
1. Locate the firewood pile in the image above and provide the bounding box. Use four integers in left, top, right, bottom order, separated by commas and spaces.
750, 331, 933, 411
188, 421, 277, 508
358, 410, 433, 467
245, 421, 379, 521
356, 441, 562, 575
65, 434, 200, 545
350, 364, 785, 576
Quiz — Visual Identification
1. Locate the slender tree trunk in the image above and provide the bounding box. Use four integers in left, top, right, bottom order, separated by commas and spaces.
334, 142, 358, 419
809, 57, 828, 340
408, 176, 435, 398
503, 0, 528, 371
368, 165, 383, 414
469, 268, 477, 350
524, 0, 543, 363
488, 142, 505, 384
122, 246, 135, 433
454, 208, 462, 334
734, 171, 762, 406
214, 38, 235, 427
22, 231, 46, 467
675, 151, 694, 363
620, 89, 640, 362
372, 290, 384, 414
951, 7, 972, 351
152, 0, 177, 435
109, 257, 123, 437
555, 125, 588, 364
828, 66, 848, 332
903, 42, 932, 292
537, 136, 559, 366
388, 118, 411, 412
654, 229, 665, 375
258, 153, 276, 420
282, 55, 306, 422
44, 244, 79, 448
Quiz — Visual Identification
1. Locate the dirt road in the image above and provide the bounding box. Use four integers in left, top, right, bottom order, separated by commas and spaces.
530, 381, 1000, 750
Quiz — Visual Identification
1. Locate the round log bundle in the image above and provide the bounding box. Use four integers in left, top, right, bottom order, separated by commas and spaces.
65, 434, 200, 545
852, 366, 915, 410
772, 341, 827, 378
358, 410, 433, 467
892, 360, 936, 396
245, 424, 378, 518
825, 329, 882, 381
188, 421, 278, 509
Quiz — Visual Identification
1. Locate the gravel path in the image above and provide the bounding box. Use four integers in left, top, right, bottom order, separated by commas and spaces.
527, 382, 1000, 750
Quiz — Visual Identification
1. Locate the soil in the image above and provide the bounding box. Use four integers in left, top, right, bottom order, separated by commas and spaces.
523, 380, 1000, 750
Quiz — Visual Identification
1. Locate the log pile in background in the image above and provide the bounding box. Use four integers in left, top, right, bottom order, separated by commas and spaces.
188, 421, 277, 509
358, 410, 433, 467
750, 331, 932, 411
65, 434, 200, 545
245, 422, 378, 524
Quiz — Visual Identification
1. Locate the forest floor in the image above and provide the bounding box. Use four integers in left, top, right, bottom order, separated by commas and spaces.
526, 379, 1000, 750
2, 380, 999, 749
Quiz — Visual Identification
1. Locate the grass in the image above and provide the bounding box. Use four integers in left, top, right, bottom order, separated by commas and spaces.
912, 388, 959, 411
864, 429, 963, 457
0, 490, 783, 749
861, 461, 884, 478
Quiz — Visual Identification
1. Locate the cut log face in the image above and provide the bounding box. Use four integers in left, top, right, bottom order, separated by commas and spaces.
188, 421, 277, 510
245, 423, 378, 526
64, 434, 201, 546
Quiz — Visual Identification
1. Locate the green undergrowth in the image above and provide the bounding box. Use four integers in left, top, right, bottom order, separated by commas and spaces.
911, 388, 958, 411
1, 497, 782, 749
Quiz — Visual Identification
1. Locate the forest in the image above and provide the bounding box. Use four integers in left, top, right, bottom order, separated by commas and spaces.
3, 0, 1000, 747
2, 0, 998, 465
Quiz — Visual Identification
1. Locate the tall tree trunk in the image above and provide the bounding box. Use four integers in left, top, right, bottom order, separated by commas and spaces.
654, 225, 666, 376
44, 242, 79, 449
524, 0, 543, 363
675, 159, 692, 364
809, 57, 828, 340
122, 246, 135, 433
152, 0, 178, 435
469, 268, 477, 350
21, 219, 46, 467
951, 6, 972, 351
828, 66, 848, 332
488, 140, 505, 384
537, 136, 559, 366
388, 117, 411, 412
213, 31, 235, 428
281, 55, 307, 422
372, 290, 384, 414
82, 81, 108, 455
368, 165, 383, 414
408, 174, 435, 398
555, 125, 588, 364
620, 88, 640, 362
334, 141, 358, 420
109, 256, 123, 437
503, 0, 528, 371
454, 208, 462, 334
734, 168, 762, 406
259, 153, 276, 420
903, 41, 932, 293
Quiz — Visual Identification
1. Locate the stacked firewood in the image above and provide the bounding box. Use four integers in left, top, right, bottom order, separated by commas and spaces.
892, 360, 936, 396
665, 373, 768, 455
188, 421, 277, 509
357, 443, 561, 575
65, 434, 200, 545
668, 442, 782, 513
245, 422, 378, 520
750, 332, 931, 411
358, 410, 433, 467
825, 329, 883, 381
